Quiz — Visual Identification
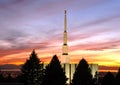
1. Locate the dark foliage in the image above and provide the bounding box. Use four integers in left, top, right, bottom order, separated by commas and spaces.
21, 50, 44, 85
71, 58, 93, 85
93, 71, 99, 85
41, 55, 67, 85
0, 71, 4, 82
0, 73, 19, 83
5, 73, 13, 82
101, 72, 115, 85
115, 68, 120, 85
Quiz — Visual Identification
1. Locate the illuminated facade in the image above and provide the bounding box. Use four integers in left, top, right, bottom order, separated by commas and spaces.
61, 10, 98, 84
43, 10, 98, 84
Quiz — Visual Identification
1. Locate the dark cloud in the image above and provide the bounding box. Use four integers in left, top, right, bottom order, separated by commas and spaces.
70, 0, 110, 11
79, 14, 120, 27
69, 39, 120, 51
0, 37, 57, 58
0, 28, 28, 50
69, 26, 118, 42
0, 28, 26, 39
99, 65, 119, 71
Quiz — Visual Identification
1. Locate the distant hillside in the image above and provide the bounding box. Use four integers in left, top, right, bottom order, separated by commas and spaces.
0, 64, 119, 72
0, 64, 21, 69
99, 65, 119, 72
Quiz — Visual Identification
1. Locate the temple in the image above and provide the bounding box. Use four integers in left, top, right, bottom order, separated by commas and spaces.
44, 10, 98, 84
60, 10, 98, 84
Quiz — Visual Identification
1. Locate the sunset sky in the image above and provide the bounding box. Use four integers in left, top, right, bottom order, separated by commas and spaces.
0, 0, 120, 68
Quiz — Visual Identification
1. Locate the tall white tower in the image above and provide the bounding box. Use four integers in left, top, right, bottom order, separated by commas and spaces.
61, 10, 69, 64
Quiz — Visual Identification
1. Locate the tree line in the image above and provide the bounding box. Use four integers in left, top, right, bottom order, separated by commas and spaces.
0, 50, 120, 85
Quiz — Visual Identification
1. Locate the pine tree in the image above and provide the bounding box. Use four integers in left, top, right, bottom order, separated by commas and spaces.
101, 72, 115, 85
21, 50, 43, 85
115, 68, 120, 85
71, 58, 93, 85
41, 55, 67, 85
0, 70, 4, 82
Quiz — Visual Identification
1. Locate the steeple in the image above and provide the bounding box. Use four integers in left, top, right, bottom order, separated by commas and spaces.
61, 10, 69, 64
64, 10, 67, 32
63, 10, 67, 45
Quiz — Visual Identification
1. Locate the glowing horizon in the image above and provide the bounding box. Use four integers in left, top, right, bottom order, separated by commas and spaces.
0, 0, 120, 68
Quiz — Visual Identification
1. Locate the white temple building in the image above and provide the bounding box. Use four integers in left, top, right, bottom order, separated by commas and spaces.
44, 10, 98, 84
60, 10, 98, 83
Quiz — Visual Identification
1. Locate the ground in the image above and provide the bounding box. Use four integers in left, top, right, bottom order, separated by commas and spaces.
0, 83, 23, 85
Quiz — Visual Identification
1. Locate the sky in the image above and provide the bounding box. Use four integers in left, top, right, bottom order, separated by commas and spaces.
0, 0, 120, 69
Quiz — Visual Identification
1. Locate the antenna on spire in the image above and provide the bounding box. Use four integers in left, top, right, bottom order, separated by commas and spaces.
64, 10, 67, 32
64, 10, 66, 15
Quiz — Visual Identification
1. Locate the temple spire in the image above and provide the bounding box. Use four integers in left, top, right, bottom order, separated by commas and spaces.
61, 10, 69, 64
64, 10, 67, 32
63, 10, 67, 45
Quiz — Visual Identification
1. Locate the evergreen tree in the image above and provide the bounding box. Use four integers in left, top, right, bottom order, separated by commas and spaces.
71, 58, 93, 85
101, 72, 115, 85
21, 50, 43, 85
41, 55, 67, 85
115, 68, 120, 85
0, 70, 4, 82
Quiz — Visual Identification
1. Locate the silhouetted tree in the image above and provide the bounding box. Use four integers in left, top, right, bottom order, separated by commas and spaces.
101, 72, 115, 85
115, 68, 120, 85
71, 58, 93, 85
0, 71, 4, 82
41, 55, 67, 85
21, 50, 43, 85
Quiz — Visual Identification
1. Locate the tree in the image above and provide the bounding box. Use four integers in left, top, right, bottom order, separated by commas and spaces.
71, 58, 93, 85
0, 70, 4, 82
115, 68, 120, 85
101, 72, 115, 85
41, 55, 67, 85
21, 50, 43, 85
